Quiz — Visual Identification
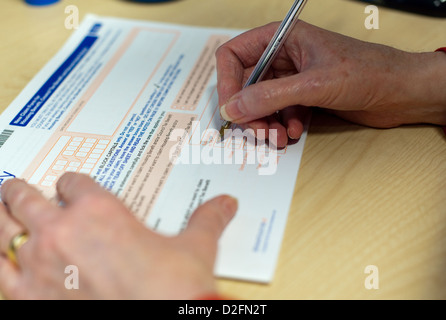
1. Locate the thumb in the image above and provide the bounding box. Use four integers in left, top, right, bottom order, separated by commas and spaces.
220, 72, 322, 124
181, 195, 237, 258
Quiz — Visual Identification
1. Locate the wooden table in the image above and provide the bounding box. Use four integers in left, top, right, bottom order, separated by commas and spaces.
1, 0, 445, 299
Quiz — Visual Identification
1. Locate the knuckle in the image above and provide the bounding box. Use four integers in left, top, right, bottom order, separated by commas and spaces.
4, 184, 28, 206
215, 44, 225, 58
75, 192, 118, 216
215, 42, 231, 59
20, 194, 42, 214
31, 229, 57, 256
34, 222, 70, 255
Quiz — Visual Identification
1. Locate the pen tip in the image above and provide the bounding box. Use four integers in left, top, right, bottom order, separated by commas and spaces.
219, 121, 232, 137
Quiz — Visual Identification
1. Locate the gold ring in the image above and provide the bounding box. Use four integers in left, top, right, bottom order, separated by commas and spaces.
7, 232, 29, 265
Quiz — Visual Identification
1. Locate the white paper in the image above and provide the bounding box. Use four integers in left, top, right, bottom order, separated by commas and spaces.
0, 14, 310, 283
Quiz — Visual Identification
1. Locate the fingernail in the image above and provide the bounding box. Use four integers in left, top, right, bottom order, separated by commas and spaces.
287, 128, 298, 140
222, 195, 238, 214
220, 99, 244, 122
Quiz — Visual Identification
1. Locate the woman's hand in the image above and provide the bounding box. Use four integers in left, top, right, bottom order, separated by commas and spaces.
0, 173, 237, 299
216, 20, 446, 147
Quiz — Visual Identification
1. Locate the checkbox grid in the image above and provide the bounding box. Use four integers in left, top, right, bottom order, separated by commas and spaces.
39, 136, 110, 187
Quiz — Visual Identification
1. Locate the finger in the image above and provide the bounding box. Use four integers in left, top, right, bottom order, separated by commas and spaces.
181, 195, 237, 259
279, 106, 308, 140
216, 22, 280, 106
216, 45, 245, 107
56, 172, 109, 206
266, 114, 288, 148
219, 71, 324, 124
239, 115, 288, 148
0, 203, 25, 256
217, 22, 280, 69
240, 118, 269, 138
0, 255, 21, 299
1, 179, 56, 231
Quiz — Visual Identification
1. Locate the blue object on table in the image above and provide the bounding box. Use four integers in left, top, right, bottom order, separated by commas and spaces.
25, 0, 60, 5
128, 0, 173, 2
131, 0, 171, 2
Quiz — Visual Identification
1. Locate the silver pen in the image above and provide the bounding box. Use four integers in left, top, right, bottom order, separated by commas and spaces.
219, 0, 308, 136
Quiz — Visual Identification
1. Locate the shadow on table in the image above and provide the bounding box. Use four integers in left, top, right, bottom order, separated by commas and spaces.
307, 108, 445, 138
350, 0, 446, 18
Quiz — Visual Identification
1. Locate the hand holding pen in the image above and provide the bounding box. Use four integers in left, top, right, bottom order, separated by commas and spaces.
216, 3, 446, 148
218, 0, 307, 142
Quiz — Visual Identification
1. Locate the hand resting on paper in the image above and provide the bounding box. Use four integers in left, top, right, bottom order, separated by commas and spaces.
0, 173, 236, 299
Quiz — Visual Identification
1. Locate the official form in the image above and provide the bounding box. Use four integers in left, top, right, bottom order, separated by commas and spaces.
0, 15, 310, 283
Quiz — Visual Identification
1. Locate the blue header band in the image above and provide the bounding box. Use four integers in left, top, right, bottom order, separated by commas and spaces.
10, 36, 98, 127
